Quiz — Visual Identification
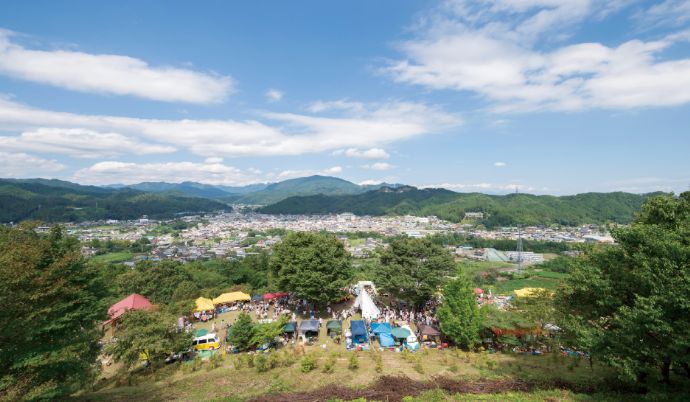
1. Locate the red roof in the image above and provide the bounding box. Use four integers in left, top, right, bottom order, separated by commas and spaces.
108, 293, 153, 320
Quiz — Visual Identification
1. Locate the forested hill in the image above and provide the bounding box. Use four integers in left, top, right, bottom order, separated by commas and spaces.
0, 179, 229, 223
259, 186, 663, 227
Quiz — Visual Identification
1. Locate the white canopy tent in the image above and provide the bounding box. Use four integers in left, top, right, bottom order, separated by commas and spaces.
353, 289, 380, 320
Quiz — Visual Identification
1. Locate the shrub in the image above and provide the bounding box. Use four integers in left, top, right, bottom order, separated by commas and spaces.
300, 354, 317, 373
414, 360, 424, 374
348, 353, 359, 370
232, 356, 243, 370
449, 363, 459, 373
209, 352, 223, 369
322, 359, 334, 373
255, 354, 270, 373
267, 352, 281, 369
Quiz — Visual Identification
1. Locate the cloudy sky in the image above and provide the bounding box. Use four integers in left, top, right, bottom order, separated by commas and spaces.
1, 0, 689, 194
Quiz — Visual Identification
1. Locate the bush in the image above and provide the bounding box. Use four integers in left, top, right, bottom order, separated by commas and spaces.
348, 353, 359, 370
255, 354, 270, 372
232, 356, 243, 370
267, 352, 281, 369
206, 353, 223, 371
300, 354, 317, 373
322, 359, 334, 373
449, 363, 459, 373
414, 360, 424, 374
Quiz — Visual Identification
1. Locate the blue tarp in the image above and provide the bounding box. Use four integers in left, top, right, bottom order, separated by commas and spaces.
251, 295, 262, 301
371, 322, 391, 335
350, 320, 368, 344
379, 333, 395, 347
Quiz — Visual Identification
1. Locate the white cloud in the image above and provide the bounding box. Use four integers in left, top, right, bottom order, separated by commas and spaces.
0, 151, 65, 177
265, 89, 284, 102
362, 162, 395, 170
0, 30, 233, 103
494, 161, 506, 167
386, 1, 690, 111
73, 160, 263, 186
0, 97, 459, 158
332, 147, 391, 159
0, 127, 175, 158
308, 99, 365, 114
358, 179, 384, 186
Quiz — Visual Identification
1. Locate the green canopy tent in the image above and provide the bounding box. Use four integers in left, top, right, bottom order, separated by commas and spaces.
326, 320, 342, 336
194, 329, 209, 337
391, 327, 411, 340
283, 321, 297, 334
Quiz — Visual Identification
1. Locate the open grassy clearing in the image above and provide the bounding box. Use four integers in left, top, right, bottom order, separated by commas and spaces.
75, 347, 614, 402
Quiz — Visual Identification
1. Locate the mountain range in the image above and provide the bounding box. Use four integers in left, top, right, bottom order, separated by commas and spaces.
260, 185, 662, 227
0, 176, 663, 226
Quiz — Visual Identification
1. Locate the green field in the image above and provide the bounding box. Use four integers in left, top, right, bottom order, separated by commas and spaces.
90, 251, 135, 264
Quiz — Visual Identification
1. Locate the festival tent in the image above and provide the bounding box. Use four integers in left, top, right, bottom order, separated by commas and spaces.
251, 295, 262, 302
283, 321, 297, 334
212, 291, 251, 304
263, 293, 276, 300
474, 288, 484, 295
378, 332, 395, 347
326, 320, 342, 335
275, 292, 289, 298
107, 293, 153, 323
353, 289, 380, 320
194, 329, 209, 337
391, 327, 411, 340
194, 297, 215, 312
417, 324, 441, 337
299, 319, 320, 335
350, 320, 368, 344
371, 322, 392, 335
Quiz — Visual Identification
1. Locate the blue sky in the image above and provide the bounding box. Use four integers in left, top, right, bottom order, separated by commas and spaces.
0, 0, 689, 194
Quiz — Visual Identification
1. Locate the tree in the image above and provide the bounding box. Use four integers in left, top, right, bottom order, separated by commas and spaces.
228, 313, 255, 351
251, 317, 288, 348
0, 225, 107, 400
106, 310, 192, 368
556, 192, 690, 385
376, 237, 455, 307
436, 273, 481, 349
269, 232, 352, 304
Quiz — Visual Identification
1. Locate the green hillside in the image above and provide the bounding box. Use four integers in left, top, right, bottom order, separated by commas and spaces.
0, 179, 229, 223
260, 186, 661, 227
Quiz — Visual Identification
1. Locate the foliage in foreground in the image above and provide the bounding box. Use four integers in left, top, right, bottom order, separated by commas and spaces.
0, 225, 107, 401
557, 192, 690, 385
105, 310, 192, 368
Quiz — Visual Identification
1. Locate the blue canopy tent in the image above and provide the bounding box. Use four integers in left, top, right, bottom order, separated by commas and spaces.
371, 322, 391, 335
378, 332, 395, 348
251, 295, 262, 302
350, 320, 369, 344
299, 319, 320, 336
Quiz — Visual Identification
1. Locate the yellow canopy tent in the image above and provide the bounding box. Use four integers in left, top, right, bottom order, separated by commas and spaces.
194, 297, 215, 312
212, 291, 251, 304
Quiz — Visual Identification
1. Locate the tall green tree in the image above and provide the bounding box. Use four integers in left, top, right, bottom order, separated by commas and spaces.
436, 273, 481, 349
556, 192, 690, 384
228, 313, 255, 351
105, 310, 192, 368
376, 237, 455, 307
269, 232, 352, 304
0, 225, 107, 400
